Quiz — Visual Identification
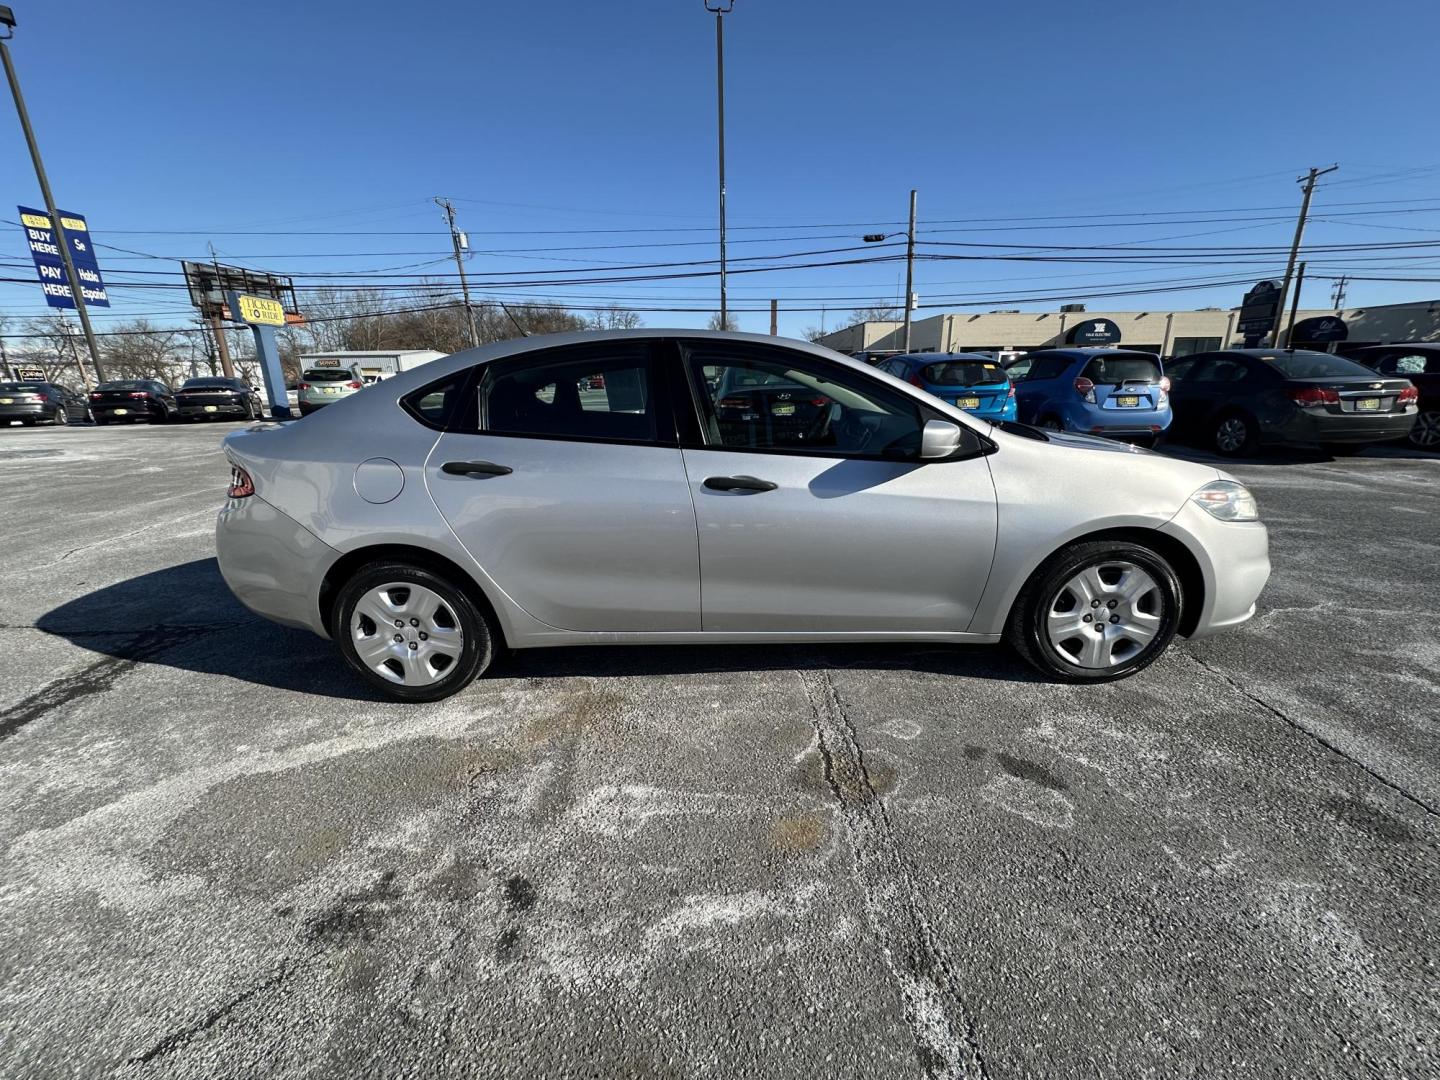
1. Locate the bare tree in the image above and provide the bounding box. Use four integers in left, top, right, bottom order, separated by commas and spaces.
588, 303, 643, 331
848, 305, 902, 324
707, 312, 739, 332
98, 319, 185, 381
801, 325, 828, 343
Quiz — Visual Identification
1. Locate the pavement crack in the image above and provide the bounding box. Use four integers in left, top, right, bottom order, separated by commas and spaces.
0, 625, 232, 742
1185, 652, 1438, 819
798, 669, 990, 1080
127, 960, 293, 1066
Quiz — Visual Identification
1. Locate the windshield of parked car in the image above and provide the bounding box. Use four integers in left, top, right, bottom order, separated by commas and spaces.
96, 380, 152, 390
1080, 353, 1162, 384
181, 378, 239, 389
302, 369, 354, 382
1259, 351, 1376, 379
920, 360, 1006, 386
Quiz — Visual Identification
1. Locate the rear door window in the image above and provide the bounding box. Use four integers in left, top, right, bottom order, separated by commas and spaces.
1379, 353, 1432, 375
1080, 353, 1162, 384
1023, 355, 1071, 381
473, 342, 659, 443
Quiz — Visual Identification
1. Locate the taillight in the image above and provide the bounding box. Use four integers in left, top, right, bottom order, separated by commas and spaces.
297, 382, 310, 391
128, 391, 149, 399
1074, 376, 1096, 403
1158, 375, 1172, 393
808, 395, 831, 407
1288, 386, 1340, 408
908, 373, 926, 388
1007, 385, 1016, 399
716, 396, 749, 409
90, 392, 101, 400
1398, 385, 1419, 405
227, 465, 255, 499
347, 381, 362, 389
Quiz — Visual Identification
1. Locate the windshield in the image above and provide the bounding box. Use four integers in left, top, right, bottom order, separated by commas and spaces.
303, 370, 354, 383
1260, 351, 1376, 379
1080, 353, 1162, 384
920, 360, 1007, 387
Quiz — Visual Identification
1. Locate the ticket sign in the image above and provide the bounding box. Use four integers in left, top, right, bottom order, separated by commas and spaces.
233, 293, 286, 326
16, 205, 110, 309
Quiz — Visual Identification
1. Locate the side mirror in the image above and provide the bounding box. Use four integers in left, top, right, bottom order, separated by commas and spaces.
920, 418, 965, 460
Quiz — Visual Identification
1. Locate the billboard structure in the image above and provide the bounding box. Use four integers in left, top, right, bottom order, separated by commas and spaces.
180, 261, 302, 379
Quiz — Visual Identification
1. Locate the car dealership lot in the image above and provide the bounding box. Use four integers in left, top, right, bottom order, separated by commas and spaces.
0, 423, 1435, 1079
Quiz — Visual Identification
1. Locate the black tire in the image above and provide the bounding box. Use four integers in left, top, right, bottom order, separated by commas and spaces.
1322, 443, 1367, 457
51, 407, 69, 426
1006, 539, 1182, 683
1211, 411, 1259, 457
1407, 409, 1439, 450
331, 562, 496, 702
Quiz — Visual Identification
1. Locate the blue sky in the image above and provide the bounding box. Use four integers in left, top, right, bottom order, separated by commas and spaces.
3, 0, 1439, 341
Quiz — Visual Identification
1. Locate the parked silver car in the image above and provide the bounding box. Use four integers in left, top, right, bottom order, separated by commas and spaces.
217, 331, 1270, 701
296, 365, 364, 416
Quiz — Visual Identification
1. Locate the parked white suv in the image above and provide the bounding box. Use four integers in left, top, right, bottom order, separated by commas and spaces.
296, 365, 364, 416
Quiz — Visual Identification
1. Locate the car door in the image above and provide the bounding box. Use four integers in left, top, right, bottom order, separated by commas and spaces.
423, 339, 701, 633
675, 339, 997, 633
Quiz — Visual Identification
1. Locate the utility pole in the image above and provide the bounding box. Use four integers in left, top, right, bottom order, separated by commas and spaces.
436, 197, 479, 348
902, 189, 917, 353
207, 244, 235, 378
1331, 274, 1348, 311
769, 299, 778, 336
1281, 262, 1306, 348
61, 319, 91, 387
0, 334, 13, 380
1270, 165, 1337, 346
0, 7, 106, 383
704, 1, 734, 329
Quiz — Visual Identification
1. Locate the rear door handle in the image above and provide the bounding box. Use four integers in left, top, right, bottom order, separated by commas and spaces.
441, 460, 513, 477
703, 475, 777, 492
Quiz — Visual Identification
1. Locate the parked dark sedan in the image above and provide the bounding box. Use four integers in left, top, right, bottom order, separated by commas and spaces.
89, 379, 177, 425
1346, 343, 1440, 450
175, 377, 263, 421
0, 380, 90, 426
1165, 349, 1418, 457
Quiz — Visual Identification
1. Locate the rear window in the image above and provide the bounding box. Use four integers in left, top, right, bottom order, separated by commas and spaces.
920, 360, 1006, 387
1260, 351, 1380, 379
302, 369, 353, 383
1080, 353, 1162, 384
96, 380, 150, 391
0, 383, 47, 392
182, 378, 238, 389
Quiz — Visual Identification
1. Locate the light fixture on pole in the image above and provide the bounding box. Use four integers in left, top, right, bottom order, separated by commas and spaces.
703, 0, 734, 329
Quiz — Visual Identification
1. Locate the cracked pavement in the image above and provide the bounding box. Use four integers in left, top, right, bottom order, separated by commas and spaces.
0, 422, 1436, 1079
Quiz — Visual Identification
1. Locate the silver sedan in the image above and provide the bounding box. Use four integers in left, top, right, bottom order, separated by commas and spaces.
216, 331, 1270, 701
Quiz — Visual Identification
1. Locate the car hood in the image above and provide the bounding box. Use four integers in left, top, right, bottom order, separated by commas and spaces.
1039, 429, 1153, 454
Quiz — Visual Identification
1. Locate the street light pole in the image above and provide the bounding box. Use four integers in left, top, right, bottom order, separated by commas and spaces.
705, 1, 734, 329
0, 7, 107, 382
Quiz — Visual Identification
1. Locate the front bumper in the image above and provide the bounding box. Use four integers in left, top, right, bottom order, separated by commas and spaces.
1265, 406, 1418, 445
1160, 499, 1270, 639
216, 494, 339, 637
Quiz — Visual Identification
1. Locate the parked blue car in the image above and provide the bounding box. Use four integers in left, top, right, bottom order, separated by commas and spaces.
876, 353, 1017, 422
1007, 348, 1171, 444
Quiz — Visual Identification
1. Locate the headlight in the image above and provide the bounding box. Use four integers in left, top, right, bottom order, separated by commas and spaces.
1189, 480, 1259, 522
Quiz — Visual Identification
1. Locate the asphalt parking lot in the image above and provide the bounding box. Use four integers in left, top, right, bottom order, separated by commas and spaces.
0, 420, 1435, 1080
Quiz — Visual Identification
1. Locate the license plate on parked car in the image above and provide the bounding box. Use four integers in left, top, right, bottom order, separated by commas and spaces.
0, 398, 12, 404
772, 403, 796, 416
324, 388, 339, 395
205, 405, 218, 412
1115, 395, 1140, 407
1356, 397, 1380, 411
115, 408, 128, 415
957, 396, 980, 409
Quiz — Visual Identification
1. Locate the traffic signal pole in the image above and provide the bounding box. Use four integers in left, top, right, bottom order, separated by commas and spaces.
0, 17, 107, 382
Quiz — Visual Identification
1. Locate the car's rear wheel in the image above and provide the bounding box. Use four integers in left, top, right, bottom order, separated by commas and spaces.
1212, 412, 1258, 457
1007, 540, 1181, 683
332, 562, 495, 702
1407, 409, 1439, 450
52, 407, 68, 426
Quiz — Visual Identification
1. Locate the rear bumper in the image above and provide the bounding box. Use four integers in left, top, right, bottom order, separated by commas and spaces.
177, 401, 249, 417
1160, 500, 1270, 639
216, 494, 338, 637
1264, 407, 1417, 445
0, 404, 50, 420
93, 403, 164, 419
1060, 402, 1172, 435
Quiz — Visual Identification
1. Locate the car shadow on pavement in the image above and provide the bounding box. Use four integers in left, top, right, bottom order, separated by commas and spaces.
36, 558, 1044, 697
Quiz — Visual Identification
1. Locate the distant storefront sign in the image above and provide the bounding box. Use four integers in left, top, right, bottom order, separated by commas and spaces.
1066, 317, 1122, 345
1290, 315, 1348, 343
1238, 280, 1281, 334
16, 205, 110, 309
16, 366, 47, 381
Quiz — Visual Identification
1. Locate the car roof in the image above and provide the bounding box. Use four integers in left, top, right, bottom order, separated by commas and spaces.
1031, 347, 1158, 358
1203, 348, 1343, 359
1350, 342, 1440, 352
891, 352, 996, 363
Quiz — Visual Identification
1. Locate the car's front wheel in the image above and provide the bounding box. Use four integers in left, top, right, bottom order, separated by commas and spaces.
1007, 540, 1182, 682
332, 562, 496, 702
1212, 412, 1258, 457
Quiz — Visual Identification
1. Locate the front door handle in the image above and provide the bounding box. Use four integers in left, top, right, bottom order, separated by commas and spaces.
441, 460, 513, 477
703, 475, 777, 493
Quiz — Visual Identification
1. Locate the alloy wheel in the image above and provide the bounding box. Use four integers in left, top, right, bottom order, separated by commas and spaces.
350, 582, 465, 686
1411, 409, 1440, 449
1046, 561, 1164, 669
1215, 417, 1248, 454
